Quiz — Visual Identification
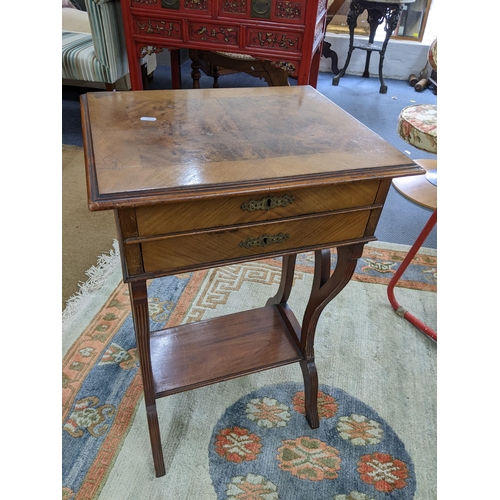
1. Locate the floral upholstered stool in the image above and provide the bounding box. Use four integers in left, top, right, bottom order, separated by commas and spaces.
388, 102, 437, 341
393, 103, 437, 206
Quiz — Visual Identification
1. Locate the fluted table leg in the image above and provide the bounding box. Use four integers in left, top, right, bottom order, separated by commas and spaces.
129, 281, 166, 478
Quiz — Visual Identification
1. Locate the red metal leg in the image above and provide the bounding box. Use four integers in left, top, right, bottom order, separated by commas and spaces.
387, 209, 437, 341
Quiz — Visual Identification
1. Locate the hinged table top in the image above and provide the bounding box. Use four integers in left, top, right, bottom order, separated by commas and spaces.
81, 86, 422, 210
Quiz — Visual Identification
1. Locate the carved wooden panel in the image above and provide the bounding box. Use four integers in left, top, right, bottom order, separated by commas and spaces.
221, 0, 248, 15
121, 0, 327, 87
275, 1, 305, 23
218, 0, 306, 23
247, 29, 302, 52
184, 0, 209, 11
134, 18, 183, 38
189, 23, 240, 45
132, 0, 159, 5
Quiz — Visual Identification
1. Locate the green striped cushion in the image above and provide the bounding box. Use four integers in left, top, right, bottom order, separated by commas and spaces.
62, 31, 103, 82
62, 0, 128, 84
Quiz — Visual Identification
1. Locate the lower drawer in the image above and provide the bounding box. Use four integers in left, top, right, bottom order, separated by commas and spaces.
140, 210, 371, 273
133, 18, 183, 40
247, 28, 302, 53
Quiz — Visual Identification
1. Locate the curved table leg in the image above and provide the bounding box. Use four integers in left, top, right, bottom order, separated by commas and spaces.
266, 254, 297, 306
322, 40, 340, 75
129, 281, 166, 477
300, 244, 365, 428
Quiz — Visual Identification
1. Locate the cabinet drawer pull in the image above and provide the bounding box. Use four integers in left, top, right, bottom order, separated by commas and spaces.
241, 194, 295, 212
239, 232, 289, 249
161, 0, 179, 9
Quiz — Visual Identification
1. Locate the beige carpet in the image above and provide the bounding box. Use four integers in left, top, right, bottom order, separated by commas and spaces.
62, 145, 117, 310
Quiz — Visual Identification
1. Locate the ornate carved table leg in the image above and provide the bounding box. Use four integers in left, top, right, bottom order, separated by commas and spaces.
212, 64, 221, 88
332, 1, 364, 86
300, 244, 365, 428
377, 4, 404, 94
129, 281, 166, 478
322, 40, 340, 75
363, 8, 384, 79
190, 50, 201, 89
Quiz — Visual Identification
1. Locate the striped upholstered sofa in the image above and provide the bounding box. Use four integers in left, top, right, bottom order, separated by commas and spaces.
62, 0, 129, 90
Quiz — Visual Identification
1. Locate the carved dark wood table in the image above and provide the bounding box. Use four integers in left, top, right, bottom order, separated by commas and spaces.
120, 0, 329, 90
81, 86, 423, 477
332, 0, 415, 93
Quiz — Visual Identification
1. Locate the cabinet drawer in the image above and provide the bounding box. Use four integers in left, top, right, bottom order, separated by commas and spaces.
247, 28, 302, 52
134, 17, 183, 39
273, 0, 307, 24
135, 179, 380, 236
218, 0, 307, 24
140, 209, 371, 273
131, 0, 160, 8
131, 0, 212, 12
189, 22, 240, 46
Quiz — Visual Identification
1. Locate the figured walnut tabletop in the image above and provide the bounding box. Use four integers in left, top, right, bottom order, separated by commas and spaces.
81, 86, 423, 477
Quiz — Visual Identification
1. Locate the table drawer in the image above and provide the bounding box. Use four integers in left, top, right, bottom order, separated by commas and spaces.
140, 209, 371, 273
135, 179, 380, 236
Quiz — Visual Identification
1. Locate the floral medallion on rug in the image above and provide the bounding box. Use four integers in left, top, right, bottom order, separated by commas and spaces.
62, 246, 436, 499
210, 383, 415, 499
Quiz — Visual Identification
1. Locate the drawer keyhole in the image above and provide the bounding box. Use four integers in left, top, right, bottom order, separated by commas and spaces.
239, 232, 289, 249
241, 194, 295, 212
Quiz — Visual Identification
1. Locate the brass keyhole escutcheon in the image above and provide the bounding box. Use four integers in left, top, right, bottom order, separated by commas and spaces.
241, 194, 295, 212
239, 233, 289, 249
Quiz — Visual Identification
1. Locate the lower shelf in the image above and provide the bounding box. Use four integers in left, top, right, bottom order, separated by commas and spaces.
150, 305, 304, 398
353, 42, 382, 52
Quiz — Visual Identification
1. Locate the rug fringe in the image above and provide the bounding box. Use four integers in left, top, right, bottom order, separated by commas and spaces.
62, 240, 121, 334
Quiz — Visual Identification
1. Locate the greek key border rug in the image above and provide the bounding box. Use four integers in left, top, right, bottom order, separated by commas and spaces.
62, 242, 437, 499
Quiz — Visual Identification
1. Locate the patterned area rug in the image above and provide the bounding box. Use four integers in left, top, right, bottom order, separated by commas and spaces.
62, 242, 437, 499
210, 383, 416, 499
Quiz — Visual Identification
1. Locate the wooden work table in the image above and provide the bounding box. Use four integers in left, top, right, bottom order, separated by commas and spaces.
81, 86, 423, 477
